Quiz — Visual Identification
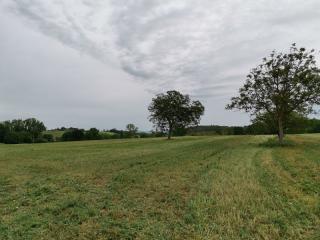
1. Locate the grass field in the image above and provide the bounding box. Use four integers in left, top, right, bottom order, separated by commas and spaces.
0, 135, 319, 239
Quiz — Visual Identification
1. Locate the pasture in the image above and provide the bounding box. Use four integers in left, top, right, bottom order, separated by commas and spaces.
0, 135, 319, 239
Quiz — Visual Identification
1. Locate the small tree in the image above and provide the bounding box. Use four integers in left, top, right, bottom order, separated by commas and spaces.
62, 128, 85, 141
227, 44, 320, 143
126, 124, 138, 138
148, 90, 205, 139
23, 118, 46, 142
85, 128, 100, 140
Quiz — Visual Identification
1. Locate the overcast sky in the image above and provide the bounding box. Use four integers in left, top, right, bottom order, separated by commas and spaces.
1, 0, 320, 130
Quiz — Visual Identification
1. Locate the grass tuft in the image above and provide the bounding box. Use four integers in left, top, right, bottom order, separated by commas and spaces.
259, 137, 296, 148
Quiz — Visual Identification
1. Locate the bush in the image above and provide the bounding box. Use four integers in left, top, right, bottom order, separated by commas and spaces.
34, 138, 48, 143
99, 132, 113, 139
85, 128, 101, 140
139, 132, 149, 138
152, 131, 166, 137
43, 134, 54, 142
62, 129, 85, 141
0, 123, 9, 142
139, 132, 156, 138
19, 132, 33, 143
111, 133, 121, 139
3, 131, 33, 144
4, 132, 21, 144
173, 127, 187, 136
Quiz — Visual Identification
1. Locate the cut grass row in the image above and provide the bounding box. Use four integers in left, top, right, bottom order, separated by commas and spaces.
0, 135, 319, 239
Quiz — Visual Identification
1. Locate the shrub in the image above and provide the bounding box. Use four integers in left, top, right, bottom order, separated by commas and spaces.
139, 132, 156, 138
99, 132, 113, 139
4, 132, 21, 144
42, 134, 54, 142
3, 131, 33, 144
62, 129, 85, 141
34, 138, 48, 143
111, 133, 121, 139
19, 132, 33, 143
85, 128, 101, 140
0, 123, 9, 142
152, 131, 166, 137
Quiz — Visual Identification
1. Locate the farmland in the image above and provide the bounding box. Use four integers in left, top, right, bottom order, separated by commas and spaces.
0, 135, 319, 239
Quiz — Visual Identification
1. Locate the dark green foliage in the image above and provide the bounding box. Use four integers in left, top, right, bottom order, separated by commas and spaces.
148, 90, 205, 139
189, 116, 320, 136
42, 134, 54, 142
0, 123, 9, 142
233, 127, 245, 135
85, 128, 101, 140
99, 131, 116, 139
126, 124, 138, 138
0, 118, 46, 144
173, 127, 188, 136
152, 131, 166, 137
3, 131, 21, 144
62, 129, 85, 141
138, 132, 150, 138
23, 118, 46, 140
109, 128, 125, 138
227, 44, 320, 142
3, 131, 32, 144
34, 137, 49, 143
11, 119, 25, 132
110, 133, 121, 139
19, 131, 33, 143
188, 125, 242, 135
58, 127, 164, 142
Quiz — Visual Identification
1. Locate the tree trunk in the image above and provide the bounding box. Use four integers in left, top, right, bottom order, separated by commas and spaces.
278, 116, 284, 144
168, 127, 172, 140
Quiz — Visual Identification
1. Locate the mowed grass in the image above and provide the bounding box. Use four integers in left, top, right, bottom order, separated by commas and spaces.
0, 135, 319, 239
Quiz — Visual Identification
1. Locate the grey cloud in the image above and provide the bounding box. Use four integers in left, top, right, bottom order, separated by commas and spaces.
5, 0, 320, 100
9, 0, 117, 65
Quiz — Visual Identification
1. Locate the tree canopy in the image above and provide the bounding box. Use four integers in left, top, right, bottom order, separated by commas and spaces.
126, 124, 138, 138
148, 90, 205, 139
226, 44, 320, 142
0, 118, 46, 144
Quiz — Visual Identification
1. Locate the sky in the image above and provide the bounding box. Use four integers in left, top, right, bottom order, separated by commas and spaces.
1, 0, 320, 130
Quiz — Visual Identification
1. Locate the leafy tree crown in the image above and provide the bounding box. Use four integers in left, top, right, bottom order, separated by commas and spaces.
227, 44, 320, 120
148, 90, 205, 133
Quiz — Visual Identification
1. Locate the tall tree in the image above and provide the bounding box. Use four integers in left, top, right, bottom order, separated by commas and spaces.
11, 119, 25, 132
148, 90, 205, 139
23, 118, 46, 142
85, 128, 101, 140
126, 124, 138, 138
227, 44, 320, 143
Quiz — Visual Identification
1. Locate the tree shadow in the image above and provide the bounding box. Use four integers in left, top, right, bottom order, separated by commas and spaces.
259, 137, 296, 148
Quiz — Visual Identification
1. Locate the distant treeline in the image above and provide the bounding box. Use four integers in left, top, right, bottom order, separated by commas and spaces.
1, 116, 320, 144
55, 127, 165, 142
0, 120, 167, 144
188, 117, 320, 136
0, 118, 47, 144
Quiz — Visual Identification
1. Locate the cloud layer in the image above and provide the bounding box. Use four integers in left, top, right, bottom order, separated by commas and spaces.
7, 0, 320, 97
1, 0, 320, 129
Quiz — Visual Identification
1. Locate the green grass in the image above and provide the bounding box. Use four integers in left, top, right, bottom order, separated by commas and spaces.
0, 135, 319, 239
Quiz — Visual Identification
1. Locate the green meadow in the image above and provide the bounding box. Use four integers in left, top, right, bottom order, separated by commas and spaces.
0, 135, 319, 239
